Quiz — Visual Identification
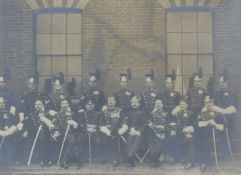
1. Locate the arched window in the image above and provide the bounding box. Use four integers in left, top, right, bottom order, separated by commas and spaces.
166, 7, 214, 95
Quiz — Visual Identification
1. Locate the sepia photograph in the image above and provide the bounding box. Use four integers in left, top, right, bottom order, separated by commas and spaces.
0, 0, 240, 174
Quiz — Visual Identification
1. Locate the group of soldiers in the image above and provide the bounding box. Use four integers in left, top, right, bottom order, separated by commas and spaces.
0, 68, 238, 172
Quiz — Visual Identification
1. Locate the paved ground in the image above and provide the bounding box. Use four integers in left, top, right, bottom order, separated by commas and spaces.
0, 157, 241, 175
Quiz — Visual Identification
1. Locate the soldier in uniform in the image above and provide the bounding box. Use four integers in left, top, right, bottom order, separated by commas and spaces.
99, 96, 128, 166
44, 73, 66, 112
169, 98, 195, 169
148, 99, 168, 167
126, 96, 148, 167
197, 95, 227, 171
81, 69, 106, 112
21, 99, 56, 166
0, 74, 16, 120
187, 68, 207, 123
214, 69, 238, 160
113, 69, 135, 113
51, 100, 78, 169
0, 96, 20, 165
158, 71, 181, 116
140, 70, 157, 113
77, 98, 101, 163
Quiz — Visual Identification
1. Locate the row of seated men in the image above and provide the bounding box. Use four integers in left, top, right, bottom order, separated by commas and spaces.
0, 68, 238, 172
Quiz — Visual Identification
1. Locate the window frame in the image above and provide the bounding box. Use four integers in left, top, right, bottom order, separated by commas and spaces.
32, 8, 83, 89
165, 7, 215, 94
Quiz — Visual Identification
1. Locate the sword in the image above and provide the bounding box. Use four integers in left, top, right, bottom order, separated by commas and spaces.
27, 125, 42, 166
140, 148, 151, 163
88, 133, 92, 167
212, 127, 219, 169
120, 136, 142, 161
0, 137, 5, 149
57, 124, 70, 165
225, 128, 233, 160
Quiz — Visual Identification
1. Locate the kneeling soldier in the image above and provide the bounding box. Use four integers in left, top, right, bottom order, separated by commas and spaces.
170, 98, 195, 169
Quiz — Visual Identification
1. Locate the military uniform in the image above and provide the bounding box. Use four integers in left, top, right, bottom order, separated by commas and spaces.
0, 108, 18, 165
44, 92, 65, 112
140, 90, 157, 113
148, 109, 168, 166
113, 89, 135, 112
0, 87, 15, 111
167, 109, 195, 165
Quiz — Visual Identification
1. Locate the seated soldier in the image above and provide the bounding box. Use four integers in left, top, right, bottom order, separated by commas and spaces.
170, 98, 195, 169
148, 99, 168, 167
99, 96, 128, 167
126, 96, 148, 167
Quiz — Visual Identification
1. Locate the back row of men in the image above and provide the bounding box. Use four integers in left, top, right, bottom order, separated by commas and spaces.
0, 68, 239, 172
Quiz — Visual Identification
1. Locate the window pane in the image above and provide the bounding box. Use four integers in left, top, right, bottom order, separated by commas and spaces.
52, 56, 67, 75
198, 55, 213, 74
167, 13, 181, 32
198, 12, 212, 33
198, 33, 213, 53
52, 34, 66, 54
37, 14, 51, 34
182, 12, 197, 32
66, 76, 81, 92
183, 76, 193, 95
182, 33, 197, 54
167, 55, 182, 75
52, 14, 66, 34
201, 75, 210, 89
67, 56, 82, 75
37, 56, 51, 76
67, 34, 81, 54
183, 55, 197, 75
36, 35, 51, 54
67, 14, 81, 33
167, 33, 182, 54
39, 76, 50, 94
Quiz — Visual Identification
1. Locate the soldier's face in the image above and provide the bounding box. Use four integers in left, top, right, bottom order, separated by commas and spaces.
194, 79, 202, 88
27, 80, 36, 91
85, 102, 94, 111
165, 81, 173, 90
107, 97, 116, 107
0, 97, 6, 109
204, 100, 212, 109
89, 81, 96, 88
155, 100, 163, 110
131, 99, 140, 109
218, 80, 228, 90
179, 101, 188, 111
145, 80, 153, 89
35, 100, 43, 112
61, 100, 69, 111
120, 81, 127, 89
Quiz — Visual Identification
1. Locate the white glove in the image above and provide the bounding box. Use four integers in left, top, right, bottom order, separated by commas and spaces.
10, 106, 16, 116
135, 130, 141, 136
0, 130, 7, 137
17, 123, 24, 131
183, 126, 194, 133
67, 120, 78, 129
102, 106, 107, 112
87, 127, 96, 133
52, 131, 60, 139
209, 119, 216, 126
48, 110, 57, 117
156, 125, 165, 129
23, 131, 28, 138
118, 124, 128, 135
130, 127, 140, 136
100, 126, 111, 136
19, 113, 24, 122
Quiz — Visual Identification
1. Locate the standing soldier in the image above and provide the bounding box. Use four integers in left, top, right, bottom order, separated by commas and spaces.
44, 73, 66, 112
21, 100, 56, 166
187, 68, 207, 123
99, 96, 128, 166
52, 100, 78, 169
214, 69, 238, 160
114, 69, 135, 113
148, 99, 168, 167
81, 69, 106, 112
158, 71, 181, 116
0, 72, 16, 119
169, 98, 195, 169
140, 69, 157, 113
19, 76, 42, 121
0, 96, 20, 165
126, 96, 148, 167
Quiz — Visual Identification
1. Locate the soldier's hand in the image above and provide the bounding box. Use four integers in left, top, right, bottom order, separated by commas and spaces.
209, 119, 216, 126
49, 110, 57, 117
118, 124, 128, 135
17, 123, 24, 131
67, 120, 78, 129
0, 130, 7, 137
130, 127, 136, 136
23, 131, 28, 138
52, 131, 60, 140
87, 127, 96, 133
135, 130, 141, 136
